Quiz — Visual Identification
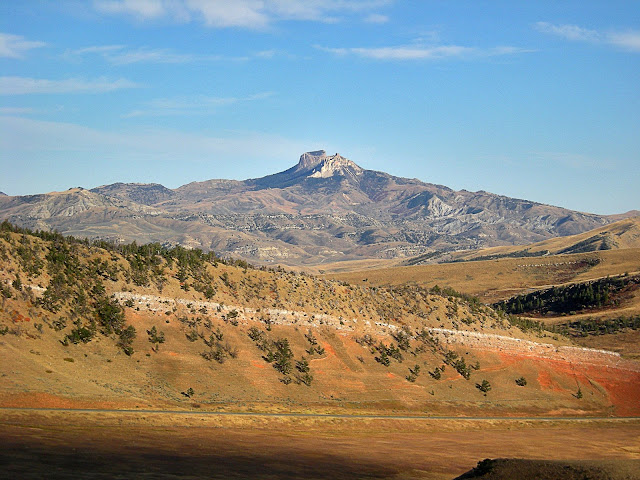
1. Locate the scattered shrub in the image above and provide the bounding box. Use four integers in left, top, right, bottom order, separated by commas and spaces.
476, 379, 491, 394
117, 325, 136, 356
181, 387, 195, 398
185, 330, 199, 342
147, 326, 165, 352
406, 364, 421, 382
429, 366, 443, 380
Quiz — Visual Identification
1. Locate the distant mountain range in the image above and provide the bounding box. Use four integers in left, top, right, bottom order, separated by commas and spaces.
0, 150, 633, 266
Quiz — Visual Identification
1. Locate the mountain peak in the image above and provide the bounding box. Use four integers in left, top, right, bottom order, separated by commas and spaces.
296, 150, 327, 171
295, 150, 363, 179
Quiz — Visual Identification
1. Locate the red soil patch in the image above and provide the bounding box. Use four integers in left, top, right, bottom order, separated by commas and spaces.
536, 370, 564, 392
581, 365, 640, 416
0, 392, 142, 410
251, 360, 266, 369
321, 341, 336, 357
479, 348, 640, 416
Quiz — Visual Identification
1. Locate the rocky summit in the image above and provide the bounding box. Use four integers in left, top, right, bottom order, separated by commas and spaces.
0, 151, 621, 266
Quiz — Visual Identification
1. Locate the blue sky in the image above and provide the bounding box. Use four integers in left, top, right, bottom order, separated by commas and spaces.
1, 1, 638, 215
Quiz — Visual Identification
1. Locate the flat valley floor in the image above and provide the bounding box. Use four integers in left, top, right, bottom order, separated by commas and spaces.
1, 409, 639, 479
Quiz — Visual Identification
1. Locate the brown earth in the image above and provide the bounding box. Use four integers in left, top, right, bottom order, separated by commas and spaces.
449, 216, 640, 261
573, 330, 640, 361
326, 248, 640, 304
1, 228, 639, 423
454, 458, 640, 480
326, 246, 640, 359
1, 410, 639, 480
2, 313, 639, 417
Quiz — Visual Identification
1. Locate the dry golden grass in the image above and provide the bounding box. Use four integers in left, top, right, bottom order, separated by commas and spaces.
327, 248, 640, 303
2, 227, 640, 418
1, 409, 639, 480
326, 223, 640, 361
454, 216, 640, 259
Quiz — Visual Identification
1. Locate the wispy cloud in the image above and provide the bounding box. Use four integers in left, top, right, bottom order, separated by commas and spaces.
67, 44, 249, 64
106, 47, 234, 65
363, 13, 389, 24
0, 107, 36, 115
535, 22, 599, 42
608, 31, 640, 52
93, 0, 393, 29
0, 76, 140, 95
122, 92, 275, 117
71, 44, 126, 55
317, 43, 531, 61
184, 0, 271, 28
535, 22, 640, 52
0, 33, 46, 58
92, 0, 171, 19
260, 0, 392, 23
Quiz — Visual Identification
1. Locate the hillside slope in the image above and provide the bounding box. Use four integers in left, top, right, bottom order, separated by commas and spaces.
1, 223, 638, 416
328, 221, 640, 362
435, 216, 640, 264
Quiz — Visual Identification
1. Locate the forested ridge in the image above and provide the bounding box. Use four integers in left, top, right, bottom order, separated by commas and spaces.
494, 274, 639, 316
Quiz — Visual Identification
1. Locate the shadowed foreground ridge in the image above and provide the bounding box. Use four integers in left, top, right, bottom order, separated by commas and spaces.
2, 410, 640, 480
454, 458, 640, 480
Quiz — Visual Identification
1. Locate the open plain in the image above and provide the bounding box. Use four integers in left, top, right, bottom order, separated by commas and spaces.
1, 409, 639, 480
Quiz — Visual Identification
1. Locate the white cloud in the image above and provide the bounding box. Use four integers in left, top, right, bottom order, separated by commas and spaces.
107, 47, 225, 64
93, 0, 169, 18
363, 13, 389, 24
535, 22, 600, 42
317, 43, 530, 60
68, 44, 248, 64
0, 107, 36, 114
608, 32, 640, 52
93, 0, 393, 28
71, 45, 125, 55
536, 22, 640, 52
185, 0, 270, 28
0, 33, 46, 58
260, 0, 388, 23
322, 45, 471, 60
0, 76, 140, 95
122, 92, 274, 117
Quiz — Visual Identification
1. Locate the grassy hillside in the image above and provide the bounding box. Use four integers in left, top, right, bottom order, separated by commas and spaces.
327, 249, 640, 303
409, 216, 640, 265
327, 221, 640, 361
1, 222, 639, 416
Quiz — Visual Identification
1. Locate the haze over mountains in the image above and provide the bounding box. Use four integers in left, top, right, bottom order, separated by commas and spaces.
0, 151, 629, 266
